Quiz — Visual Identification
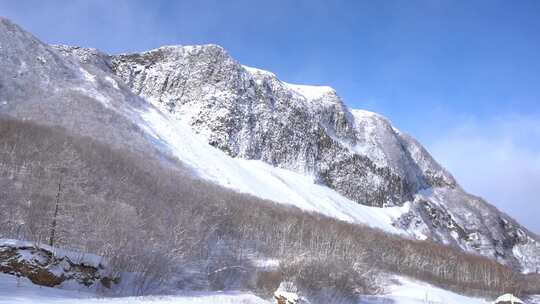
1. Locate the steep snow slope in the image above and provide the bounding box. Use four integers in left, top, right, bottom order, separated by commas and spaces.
138, 106, 406, 233
55, 43, 539, 271
0, 18, 168, 163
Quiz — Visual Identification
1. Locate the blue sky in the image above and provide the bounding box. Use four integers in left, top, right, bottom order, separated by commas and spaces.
2, 0, 540, 233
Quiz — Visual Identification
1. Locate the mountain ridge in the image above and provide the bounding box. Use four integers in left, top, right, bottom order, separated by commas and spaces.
0, 16, 537, 273
52, 42, 540, 272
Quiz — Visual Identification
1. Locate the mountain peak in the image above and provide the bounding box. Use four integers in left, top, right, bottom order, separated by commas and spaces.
0, 16, 19, 30
34, 31, 540, 273
284, 82, 337, 101
242, 65, 338, 102
242, 64, 277, 78
140, 43, 227, 56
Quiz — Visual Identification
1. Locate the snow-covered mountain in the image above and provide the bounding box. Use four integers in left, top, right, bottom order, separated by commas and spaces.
52, 43, 540, 273
0, 16, 538, 276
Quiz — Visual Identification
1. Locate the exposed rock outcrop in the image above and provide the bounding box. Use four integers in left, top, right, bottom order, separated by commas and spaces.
0, 239, 115, 288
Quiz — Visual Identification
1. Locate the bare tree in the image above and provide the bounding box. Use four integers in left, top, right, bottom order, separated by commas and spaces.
49, 171, 64, 247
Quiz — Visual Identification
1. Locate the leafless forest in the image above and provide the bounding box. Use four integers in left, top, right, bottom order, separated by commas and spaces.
1, 116, 539, 297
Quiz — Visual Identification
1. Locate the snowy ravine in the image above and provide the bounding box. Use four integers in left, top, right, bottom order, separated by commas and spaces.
53, 43, 540, 272
0, 273, 498, 304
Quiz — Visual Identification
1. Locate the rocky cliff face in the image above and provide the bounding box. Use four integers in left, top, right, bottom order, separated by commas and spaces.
49, 43, 540, 272
57, 44, 456, 208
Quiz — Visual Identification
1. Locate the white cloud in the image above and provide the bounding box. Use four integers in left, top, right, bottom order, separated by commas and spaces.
428, 114, 540, 234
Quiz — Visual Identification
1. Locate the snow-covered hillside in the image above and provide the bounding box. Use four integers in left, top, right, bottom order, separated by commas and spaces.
138, 106, 406, 233
0, 15, 538, 277
52, 42, 540, 272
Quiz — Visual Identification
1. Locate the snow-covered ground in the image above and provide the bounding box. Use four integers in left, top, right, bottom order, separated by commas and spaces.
0, 273, 497, 304
0, 274, 269, 304
360, 276, 490, 304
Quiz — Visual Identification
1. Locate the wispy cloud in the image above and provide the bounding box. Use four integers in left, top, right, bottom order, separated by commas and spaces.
428, 114, 540, 233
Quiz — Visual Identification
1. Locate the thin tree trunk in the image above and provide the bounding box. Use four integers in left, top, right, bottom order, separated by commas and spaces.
49, 175, 62, 247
